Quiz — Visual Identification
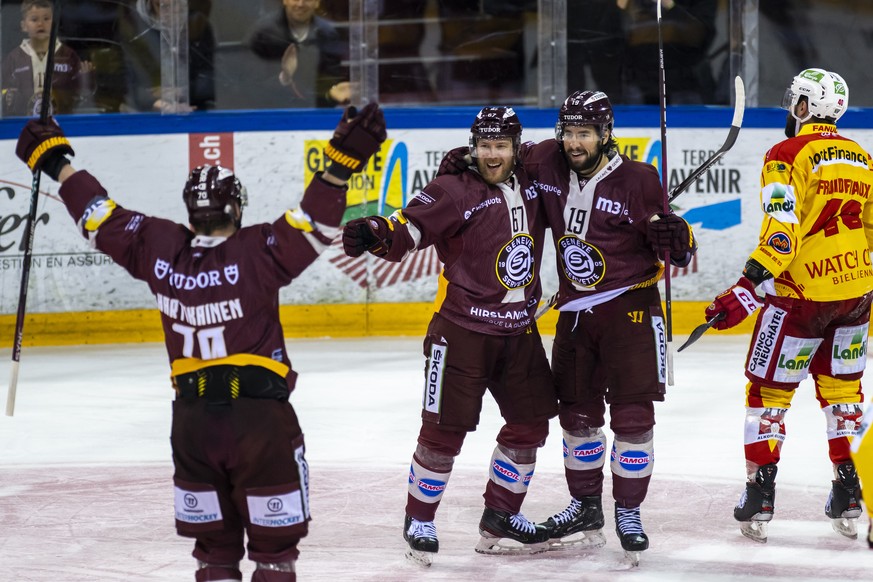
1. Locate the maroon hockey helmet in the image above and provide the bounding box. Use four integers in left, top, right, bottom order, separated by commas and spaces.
556, 90, 614, 140
183, 164, 248, 225
469, 106, 523, 157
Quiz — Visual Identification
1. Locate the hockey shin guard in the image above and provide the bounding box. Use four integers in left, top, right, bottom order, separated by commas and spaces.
406, 448, 453, 522
743, 407, 787, 472
484, 445, 536, 514
562, 428, 607, 498
610, 433, 654, 508
823, 403, 863, 464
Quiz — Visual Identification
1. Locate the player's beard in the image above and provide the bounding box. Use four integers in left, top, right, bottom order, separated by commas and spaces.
784, 112, 800, 138
477, 157, 514, 185
565, 141, 605, 176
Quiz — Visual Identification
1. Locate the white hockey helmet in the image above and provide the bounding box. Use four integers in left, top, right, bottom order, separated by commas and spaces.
781, 68, 848, 123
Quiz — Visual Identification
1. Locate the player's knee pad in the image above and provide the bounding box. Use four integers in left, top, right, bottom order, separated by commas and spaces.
408, 455, 451, 506
610, 434, 654, 479
417, 422, 466, 457
562, 428, 607, 472
497, 420, 549, 449
609, 402, 655, 437
824, 403, 863, 441
815, 375, 862, 406
196, 561, 242, 582
489, 445, 535, 494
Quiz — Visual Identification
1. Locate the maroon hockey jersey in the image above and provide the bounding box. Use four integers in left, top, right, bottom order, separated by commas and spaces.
57, 170, 347, 392
2, 41, 91, 116
382, 167, 546, 335
520, 140, 664, 309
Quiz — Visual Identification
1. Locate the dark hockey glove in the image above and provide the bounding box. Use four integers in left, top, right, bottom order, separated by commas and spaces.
342, 215, 393, 258
16, 118, 74, 181
437, 146, 472, 176
647, 212, 694, 254
704, 276, 762, 330
324, 102, 387, 181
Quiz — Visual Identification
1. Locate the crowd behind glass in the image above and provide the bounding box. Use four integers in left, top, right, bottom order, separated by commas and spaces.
0, 0, 870, 116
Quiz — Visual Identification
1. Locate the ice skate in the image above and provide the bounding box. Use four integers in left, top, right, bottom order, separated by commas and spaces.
614, 506, 648, 567
403, 515, 438, 567
734, 463, 777, 543
824, 462, 862, 539
540, 496, 607, 550
475, 508, 550, 555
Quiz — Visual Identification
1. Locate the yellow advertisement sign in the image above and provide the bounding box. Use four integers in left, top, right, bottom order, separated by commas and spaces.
304, 139, 408, 221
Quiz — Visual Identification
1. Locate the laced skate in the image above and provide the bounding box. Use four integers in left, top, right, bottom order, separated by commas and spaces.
403, 515, 438, 567
614, 506, 648, 567
824, 462, 862, 539
475, 508, 550, 555
540, 496, 606, 550
734, 463, 777, 543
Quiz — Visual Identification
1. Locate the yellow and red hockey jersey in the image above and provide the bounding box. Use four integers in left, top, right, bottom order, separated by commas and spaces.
749, 123, 873, 300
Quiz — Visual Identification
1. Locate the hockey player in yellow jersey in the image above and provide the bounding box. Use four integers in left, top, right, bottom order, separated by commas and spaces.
704, 68, 873, 543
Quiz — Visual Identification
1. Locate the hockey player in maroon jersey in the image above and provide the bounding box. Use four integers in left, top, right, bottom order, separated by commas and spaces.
705, 69, 872, 543
521, 91, 695, 565
342, 107, 558, 565
436, 91, 696, 564
15, 104, 386, 582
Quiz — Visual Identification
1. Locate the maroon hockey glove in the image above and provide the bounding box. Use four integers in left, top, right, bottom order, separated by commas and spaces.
704, 276, 762, 330
342, 215, 393, 258
437, 146, 472, 176
647, 212, 694, 254
324, 102, 387, 181
16, 118, 74, 181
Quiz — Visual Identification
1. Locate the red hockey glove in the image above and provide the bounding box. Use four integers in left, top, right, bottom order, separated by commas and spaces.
342, 215, 393, 258
16, 118, 74, 181
324, 102, 387, 181
437, 146, 472, 176
647, 212, 694, 254
704, 276, 762, 330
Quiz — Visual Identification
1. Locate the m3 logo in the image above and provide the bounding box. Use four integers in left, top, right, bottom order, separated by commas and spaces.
627, 311, 644, 323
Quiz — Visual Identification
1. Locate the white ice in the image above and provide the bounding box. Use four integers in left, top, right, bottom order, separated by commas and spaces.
2, 335, 872, 581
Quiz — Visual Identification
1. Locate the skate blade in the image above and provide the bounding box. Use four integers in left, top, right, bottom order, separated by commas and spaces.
831, 517, 858, 539
405, 548, 434, 567
474, 534, 550, 555
623, 550, 641, 567
547, 529, 607, 551
739, 520, 768, 543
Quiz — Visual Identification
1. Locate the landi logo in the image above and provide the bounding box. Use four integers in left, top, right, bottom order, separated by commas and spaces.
304, 139, 442, 289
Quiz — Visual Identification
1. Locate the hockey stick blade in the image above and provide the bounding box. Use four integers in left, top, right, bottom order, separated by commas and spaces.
535, 293, 557, 320
677, 313, 726, 352
669, 76, 745, 203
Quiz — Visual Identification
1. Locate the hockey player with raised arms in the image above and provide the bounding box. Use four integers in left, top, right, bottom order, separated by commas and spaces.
341, 107, 558, 565
14, 104, 386, 581
437, 91, 697, 565
704, 68, 873, 543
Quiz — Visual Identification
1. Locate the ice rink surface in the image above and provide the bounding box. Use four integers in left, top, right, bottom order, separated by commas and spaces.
2, 334, 873, 581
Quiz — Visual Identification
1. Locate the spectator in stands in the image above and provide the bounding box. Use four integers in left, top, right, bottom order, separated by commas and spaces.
2, 0, 94, 117
620, 0, 717, 105
249, 0, 349, 108
115, 0, 215, 112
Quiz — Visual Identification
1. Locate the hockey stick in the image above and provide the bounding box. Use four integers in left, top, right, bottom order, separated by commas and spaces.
656, 0, 674, 386
6, 0, 61, 417
534, 292, 558, 320
669, 76, 745, 204
677, 313, 725, 352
